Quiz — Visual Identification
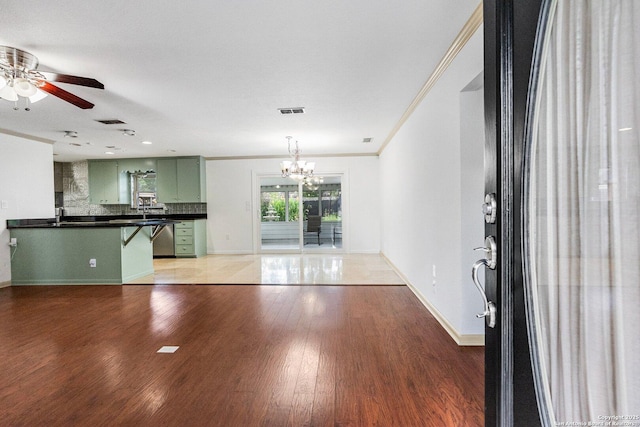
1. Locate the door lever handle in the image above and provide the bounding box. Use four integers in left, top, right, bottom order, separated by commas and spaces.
472, 259, 497, 328
473, 236, 497, 269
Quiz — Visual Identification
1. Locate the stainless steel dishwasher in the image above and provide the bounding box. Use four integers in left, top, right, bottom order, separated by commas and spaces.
153, 224, 175, 257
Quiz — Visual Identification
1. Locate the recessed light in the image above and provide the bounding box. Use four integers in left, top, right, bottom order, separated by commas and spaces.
63, 131, 78, 138
68, 142, 82, 147
122, 129, 136, 136
105, 145, 116, 149
167, 149, 177, 153
619, 127, 632, 132
105, 151, 115, 155
142, 141, 153, 145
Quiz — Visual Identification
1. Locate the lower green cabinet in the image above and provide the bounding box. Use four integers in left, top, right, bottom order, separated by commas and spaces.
174, 219, 206, 257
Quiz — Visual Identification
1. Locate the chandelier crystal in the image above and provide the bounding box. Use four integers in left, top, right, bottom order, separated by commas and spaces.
280, 136, 315, 180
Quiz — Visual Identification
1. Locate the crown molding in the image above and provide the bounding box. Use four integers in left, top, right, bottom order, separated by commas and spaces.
206, 152, 378, 161
378, 2, 483, 155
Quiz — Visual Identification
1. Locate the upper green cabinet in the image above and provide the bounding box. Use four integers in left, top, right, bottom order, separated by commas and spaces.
157, 156, 206, 203
88, 160, 120, 204
156, 159, 178, 202
88, 156, 206, 205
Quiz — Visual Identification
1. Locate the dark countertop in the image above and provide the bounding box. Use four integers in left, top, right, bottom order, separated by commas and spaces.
7, 214, 206, 229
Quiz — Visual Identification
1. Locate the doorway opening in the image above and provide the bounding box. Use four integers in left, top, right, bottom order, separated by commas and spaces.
258, 175, 343, 252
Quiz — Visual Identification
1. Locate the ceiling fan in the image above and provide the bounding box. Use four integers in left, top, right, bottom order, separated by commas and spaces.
0, 45, 104, 110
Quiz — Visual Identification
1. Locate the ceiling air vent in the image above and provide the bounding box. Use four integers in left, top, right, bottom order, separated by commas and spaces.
278, 107, 305, 115
96, 119, 126, 125
362, 137, 373, 143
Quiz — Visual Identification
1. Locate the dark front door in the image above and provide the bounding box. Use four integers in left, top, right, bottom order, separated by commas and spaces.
484, 1, 640, 425
483, 0, 545, 425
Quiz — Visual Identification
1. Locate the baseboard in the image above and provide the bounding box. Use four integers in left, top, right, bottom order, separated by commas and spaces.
122, 269, 155, 283
11, 281, 122, 285
406, 281, 485, 346
208, 250, 254, 255
0, 281, 10, 288
381, 252, 485, 347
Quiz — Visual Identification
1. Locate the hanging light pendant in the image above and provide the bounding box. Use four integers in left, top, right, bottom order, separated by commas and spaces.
280, 136, 315, 180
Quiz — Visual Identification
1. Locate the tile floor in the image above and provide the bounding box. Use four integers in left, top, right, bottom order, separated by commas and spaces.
128, 253, 405, 285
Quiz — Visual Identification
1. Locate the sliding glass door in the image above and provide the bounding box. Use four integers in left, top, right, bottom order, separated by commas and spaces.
259, 175, 343, 252
260, 177, 300, 251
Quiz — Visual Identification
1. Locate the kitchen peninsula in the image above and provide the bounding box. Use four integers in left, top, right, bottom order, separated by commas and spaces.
7, 218, 178, 285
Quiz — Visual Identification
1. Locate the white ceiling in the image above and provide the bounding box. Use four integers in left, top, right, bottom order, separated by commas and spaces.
0, 1, 479, 162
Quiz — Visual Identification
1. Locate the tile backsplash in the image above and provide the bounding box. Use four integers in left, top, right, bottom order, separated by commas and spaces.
61, 161, 207, 216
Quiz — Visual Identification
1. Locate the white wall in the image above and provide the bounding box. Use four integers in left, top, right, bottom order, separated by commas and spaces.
0, 133, 54, 284
459, 78, 486, 334
206, 156, 380, 254
380, 29, 485, 340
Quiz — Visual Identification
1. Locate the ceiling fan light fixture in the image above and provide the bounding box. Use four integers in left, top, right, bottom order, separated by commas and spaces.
28, 89, 48, 103
13, 78, 37, 97
0, 84, 18, 101
0, 45, 103, 110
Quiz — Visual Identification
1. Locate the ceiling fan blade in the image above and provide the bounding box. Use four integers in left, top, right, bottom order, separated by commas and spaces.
39, 71, 104, 90
39, 81, 95, 109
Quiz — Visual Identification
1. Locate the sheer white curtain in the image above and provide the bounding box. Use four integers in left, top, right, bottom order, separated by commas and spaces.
530, 0, 640, 424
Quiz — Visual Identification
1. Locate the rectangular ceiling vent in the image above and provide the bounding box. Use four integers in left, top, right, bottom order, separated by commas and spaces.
96, 119, 126, 125
278, 107, 305, 115
362, 137, 373, 143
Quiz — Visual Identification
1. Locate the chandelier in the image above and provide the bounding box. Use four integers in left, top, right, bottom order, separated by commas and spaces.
280, 136, 316, 180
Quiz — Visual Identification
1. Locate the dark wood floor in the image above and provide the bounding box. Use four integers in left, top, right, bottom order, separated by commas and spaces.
0, 285, 483, 426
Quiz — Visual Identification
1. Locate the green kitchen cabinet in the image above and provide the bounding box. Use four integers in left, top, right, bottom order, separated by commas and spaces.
156, 158, 178, 202
174, 219, 207, 257
157, 156, 206, 203
89, 160, 120, 204
9, 226, 154, 284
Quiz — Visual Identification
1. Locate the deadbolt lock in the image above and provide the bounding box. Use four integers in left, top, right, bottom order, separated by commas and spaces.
483, 193, 497, 224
